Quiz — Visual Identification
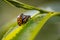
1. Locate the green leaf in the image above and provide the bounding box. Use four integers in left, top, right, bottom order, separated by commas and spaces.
1, 10, 40, 40
4, 0, 49, 13
2, 12, 60, 40
1, 0, 60, 40
35, 13, 60, 40
0, 19, 17, 40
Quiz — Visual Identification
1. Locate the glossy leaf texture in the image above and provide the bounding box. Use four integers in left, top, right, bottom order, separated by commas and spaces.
2, 12, 60, 40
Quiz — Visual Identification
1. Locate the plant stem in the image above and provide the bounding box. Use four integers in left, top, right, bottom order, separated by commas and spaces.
4, 0, 49, 13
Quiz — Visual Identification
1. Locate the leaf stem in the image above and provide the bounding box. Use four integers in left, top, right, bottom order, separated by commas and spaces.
4, 0, 49, 13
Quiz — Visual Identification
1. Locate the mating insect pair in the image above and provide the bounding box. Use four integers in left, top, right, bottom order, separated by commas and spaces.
17, 14, 31, 26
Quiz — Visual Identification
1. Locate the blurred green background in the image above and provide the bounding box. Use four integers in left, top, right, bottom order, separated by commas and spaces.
0, 0, 60, 40
0, 0, 26, 26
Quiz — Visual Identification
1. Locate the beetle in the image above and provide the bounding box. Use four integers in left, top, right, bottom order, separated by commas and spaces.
17, 13, 31, 26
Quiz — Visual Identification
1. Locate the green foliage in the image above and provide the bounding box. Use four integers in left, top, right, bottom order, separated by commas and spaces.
4, 0, 49, 13
0, 0, 60, 40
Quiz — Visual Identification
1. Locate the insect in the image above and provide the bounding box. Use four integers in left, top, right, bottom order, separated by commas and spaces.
17, 13, 31, 26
